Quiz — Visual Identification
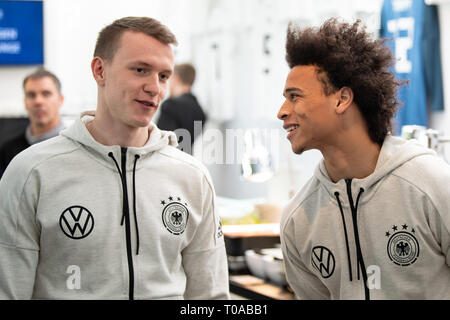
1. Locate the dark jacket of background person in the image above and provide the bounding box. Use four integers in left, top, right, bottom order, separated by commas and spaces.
0, 134, 29, 178
157, 92, 207, 153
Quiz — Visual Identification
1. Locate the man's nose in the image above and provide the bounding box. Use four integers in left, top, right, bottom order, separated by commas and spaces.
277, 100, 290, 120
33, 93, 45, 106
143, 74, 161, 96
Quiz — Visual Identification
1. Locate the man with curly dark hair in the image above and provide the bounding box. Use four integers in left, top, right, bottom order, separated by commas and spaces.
278, 18, 450, 299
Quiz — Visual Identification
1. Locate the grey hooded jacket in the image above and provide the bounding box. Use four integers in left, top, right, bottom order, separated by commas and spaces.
0, 115, 230, 300
281, 136, 450, 299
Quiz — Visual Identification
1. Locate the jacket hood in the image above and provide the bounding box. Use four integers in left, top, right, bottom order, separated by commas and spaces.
60, 115, 178, 170
315, 135, 436, 202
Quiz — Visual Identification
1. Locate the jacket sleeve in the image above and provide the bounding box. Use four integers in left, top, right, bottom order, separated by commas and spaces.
0, 163, 40, 299
181, 175, 230, 300
281, 215, 330, 299
424, 158, 450, 267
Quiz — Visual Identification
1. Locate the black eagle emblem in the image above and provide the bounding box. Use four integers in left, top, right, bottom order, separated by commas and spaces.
396, 241, 410, 256
171, 211, 182, 225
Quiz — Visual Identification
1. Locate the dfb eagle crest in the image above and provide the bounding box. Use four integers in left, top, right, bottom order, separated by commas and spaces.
385, 223, 420, 266
161, 196, 189, 235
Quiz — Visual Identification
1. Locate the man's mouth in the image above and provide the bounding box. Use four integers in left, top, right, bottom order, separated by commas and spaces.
135, 100, 156, 108
285, 124, 299, 132
284, 124, 300, 139
34, 110, 47, 118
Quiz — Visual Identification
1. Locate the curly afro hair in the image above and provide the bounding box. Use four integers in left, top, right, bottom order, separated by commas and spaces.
286, 18, 403, 145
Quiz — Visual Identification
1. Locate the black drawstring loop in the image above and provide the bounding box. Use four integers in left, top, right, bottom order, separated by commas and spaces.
336, 182, 368, 300
355, 188, 364, 209
108, 151, 141, 255
335, 187, 365, 284
345, 180, 369, 300
108, 152, 122, 178
335, 191, 353, 282
132, 154, 140, 255
108, 152, 126, 225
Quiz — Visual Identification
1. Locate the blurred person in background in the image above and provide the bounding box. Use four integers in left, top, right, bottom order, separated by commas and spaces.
0, 68, 64, 179
157, 63, 207, 154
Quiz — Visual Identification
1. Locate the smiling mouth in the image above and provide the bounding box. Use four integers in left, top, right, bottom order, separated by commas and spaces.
135, 100, 156, 108
285, 125, 299, 133
284, 124, 300, 139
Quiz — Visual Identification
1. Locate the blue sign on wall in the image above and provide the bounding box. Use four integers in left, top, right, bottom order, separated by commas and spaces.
0, 0, 43, 65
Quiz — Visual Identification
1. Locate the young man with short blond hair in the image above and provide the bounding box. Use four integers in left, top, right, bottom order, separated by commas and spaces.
0, 16, 229, 300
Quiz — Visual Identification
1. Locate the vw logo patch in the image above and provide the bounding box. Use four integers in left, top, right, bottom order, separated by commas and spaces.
385, 224, 419, 266
311, 245, 335, 278
161, 196, 189, 235
59, 206, 94, 240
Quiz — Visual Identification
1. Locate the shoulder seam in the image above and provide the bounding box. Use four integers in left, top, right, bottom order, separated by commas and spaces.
10, 137, 81, 246
390, 172, 447, 234
158, 147, 206, 176
281, 182, 321, 236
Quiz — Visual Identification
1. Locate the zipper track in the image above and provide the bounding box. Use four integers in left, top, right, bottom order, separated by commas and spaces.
121, 147, 135, 300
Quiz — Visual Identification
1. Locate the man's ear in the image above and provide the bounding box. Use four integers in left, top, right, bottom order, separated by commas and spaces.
91, 57, 106, 86
58, 94, 64, 109
335, 87, 354, 115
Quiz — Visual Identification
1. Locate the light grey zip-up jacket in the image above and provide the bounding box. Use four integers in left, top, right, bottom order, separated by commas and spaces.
0, 115, 230, 300
281, 136, 450, 299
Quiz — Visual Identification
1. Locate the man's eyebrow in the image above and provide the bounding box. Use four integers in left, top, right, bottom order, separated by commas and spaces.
131, 61, 173, 74
283, 87, 304, 97
132, 61, 152, 67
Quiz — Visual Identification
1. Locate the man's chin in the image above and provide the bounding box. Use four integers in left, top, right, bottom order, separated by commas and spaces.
33, 119, 49, 127
132, 118, 153, 128
292, 144, 306, 155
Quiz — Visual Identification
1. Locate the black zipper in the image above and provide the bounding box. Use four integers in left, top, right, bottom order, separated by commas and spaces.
345, 179, 370, 300
121, 147, 135, 300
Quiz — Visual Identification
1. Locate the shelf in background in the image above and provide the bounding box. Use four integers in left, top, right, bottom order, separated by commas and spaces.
229, 274, 295, 300
222, 223, 280, 238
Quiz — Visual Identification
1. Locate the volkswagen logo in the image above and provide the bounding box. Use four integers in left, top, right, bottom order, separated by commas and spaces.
59, 206, 95, 240
311, 246, 336, 278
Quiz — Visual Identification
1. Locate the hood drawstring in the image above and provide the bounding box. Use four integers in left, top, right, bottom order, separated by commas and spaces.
343, 179, 369, 300
334, 192, 353, 282
345, 181, 365, 281
132, 154, 140, 255
334, 184, 365, 285
108, 151, 141, 256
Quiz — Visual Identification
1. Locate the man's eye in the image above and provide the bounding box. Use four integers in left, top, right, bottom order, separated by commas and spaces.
135, 67, 151, 75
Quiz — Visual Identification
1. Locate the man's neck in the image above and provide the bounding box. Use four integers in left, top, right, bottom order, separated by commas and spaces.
321, 133, 381, 183
171, 86, 191, 98
86, 112, 150, 148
